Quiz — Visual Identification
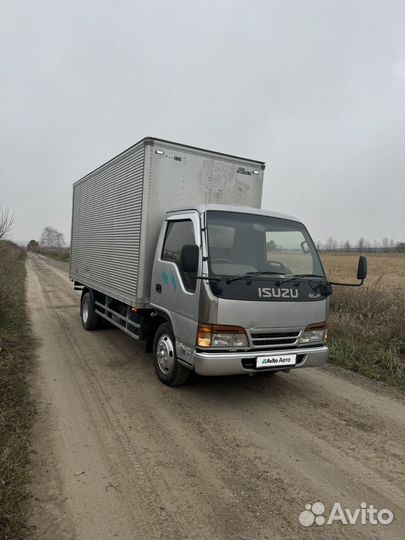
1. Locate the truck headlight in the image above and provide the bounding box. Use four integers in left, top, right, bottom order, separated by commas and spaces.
299, 323, 328, 344
197, 324, 249, 348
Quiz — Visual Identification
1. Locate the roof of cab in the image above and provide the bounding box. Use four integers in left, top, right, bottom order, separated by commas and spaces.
166, 203, 301, 223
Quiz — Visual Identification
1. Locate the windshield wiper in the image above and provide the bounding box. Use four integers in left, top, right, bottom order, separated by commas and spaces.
225, 271, 285, 284
276, 274, 325, 286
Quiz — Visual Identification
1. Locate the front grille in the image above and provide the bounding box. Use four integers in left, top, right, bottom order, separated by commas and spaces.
250, 330, 301, 348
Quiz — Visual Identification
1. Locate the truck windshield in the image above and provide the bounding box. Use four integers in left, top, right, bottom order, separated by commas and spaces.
206, 211, 324, 279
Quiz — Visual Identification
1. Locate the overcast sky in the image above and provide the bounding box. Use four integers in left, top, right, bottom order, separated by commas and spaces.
1, 0, 404, 245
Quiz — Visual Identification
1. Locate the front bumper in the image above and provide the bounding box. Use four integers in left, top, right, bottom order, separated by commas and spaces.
193, 345, 328, 376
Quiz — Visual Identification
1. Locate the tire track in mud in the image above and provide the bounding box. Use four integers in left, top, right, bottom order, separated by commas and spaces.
29, 256, 181, 537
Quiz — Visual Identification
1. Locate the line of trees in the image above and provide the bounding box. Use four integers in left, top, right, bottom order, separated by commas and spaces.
27, 226, 65, 252
317, 238, 405, 253
0, 208, 66, 253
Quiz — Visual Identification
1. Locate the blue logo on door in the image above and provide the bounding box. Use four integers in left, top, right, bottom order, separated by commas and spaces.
162, 270, 177, 290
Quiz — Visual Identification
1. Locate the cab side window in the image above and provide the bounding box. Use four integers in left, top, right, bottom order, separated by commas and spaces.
162, 220, 197, 292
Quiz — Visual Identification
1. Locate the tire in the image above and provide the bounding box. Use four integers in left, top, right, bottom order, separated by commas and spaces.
80, 291, 100, 330
153, 323, 191, 386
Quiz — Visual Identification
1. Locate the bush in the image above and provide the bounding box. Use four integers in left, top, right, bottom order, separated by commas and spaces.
0, 241, 24, 321
328, 281, 405, 387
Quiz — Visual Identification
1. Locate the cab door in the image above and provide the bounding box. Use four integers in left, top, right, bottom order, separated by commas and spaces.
150, 212, 201, 363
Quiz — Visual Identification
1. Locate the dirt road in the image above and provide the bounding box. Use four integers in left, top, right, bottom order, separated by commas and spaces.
27, 253, 404, 539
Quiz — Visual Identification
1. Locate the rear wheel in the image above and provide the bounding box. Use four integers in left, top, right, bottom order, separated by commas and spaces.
153, 323, 191, 386
80, 291, 100, 330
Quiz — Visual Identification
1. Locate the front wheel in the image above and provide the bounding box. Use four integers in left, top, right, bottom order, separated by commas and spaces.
80, 291, 100, 330
153, 323, 191, 386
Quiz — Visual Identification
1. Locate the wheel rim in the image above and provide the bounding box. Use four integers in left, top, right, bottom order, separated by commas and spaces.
82, 299, 89, 323
156, 333, 175, 374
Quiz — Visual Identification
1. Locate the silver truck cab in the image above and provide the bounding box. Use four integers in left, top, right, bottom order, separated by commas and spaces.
150, 203, 329, 378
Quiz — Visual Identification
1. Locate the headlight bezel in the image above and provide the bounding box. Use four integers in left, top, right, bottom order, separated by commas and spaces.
298, 322, 328, 345
197, 324, 249, 349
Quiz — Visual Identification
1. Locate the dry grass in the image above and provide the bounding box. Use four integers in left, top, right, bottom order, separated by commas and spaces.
39, 246, 70, 262
321, 252, 404, 288
0, 241, 35, 539
0, 242, 24, 320
320, 252, 404, 387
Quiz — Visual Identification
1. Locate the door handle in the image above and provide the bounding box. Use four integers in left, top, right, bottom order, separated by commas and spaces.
155, 283, 162, 293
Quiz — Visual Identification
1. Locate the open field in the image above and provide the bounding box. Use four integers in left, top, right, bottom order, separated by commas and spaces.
320, 252, 404, 387
321, 252, 404, 288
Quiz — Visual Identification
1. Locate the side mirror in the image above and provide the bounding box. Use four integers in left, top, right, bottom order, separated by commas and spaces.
357, 256, 367, 281
329, 255, 367, 288
180, 244, 199, 273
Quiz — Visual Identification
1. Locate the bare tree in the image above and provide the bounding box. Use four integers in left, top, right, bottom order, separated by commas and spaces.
343, 240, 351, 251
40, 226, 65, 249
56, 231, 64, 248
358, 237, 365, 252
0, 206, 14, 239
325, 237, 338, 251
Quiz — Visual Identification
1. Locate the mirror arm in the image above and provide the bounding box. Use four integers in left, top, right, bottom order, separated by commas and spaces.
329, 279, 365, 288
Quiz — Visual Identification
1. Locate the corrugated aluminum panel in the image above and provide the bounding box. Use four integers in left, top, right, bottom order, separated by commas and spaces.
70, 144, 145, 305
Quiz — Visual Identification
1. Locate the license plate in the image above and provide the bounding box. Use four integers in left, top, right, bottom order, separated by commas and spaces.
256, 354, 297, 368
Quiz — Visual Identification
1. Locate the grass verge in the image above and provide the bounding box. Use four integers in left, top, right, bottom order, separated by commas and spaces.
38, 248, 69, 262
328, 281, 405, 388
0, 241, 35, 539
